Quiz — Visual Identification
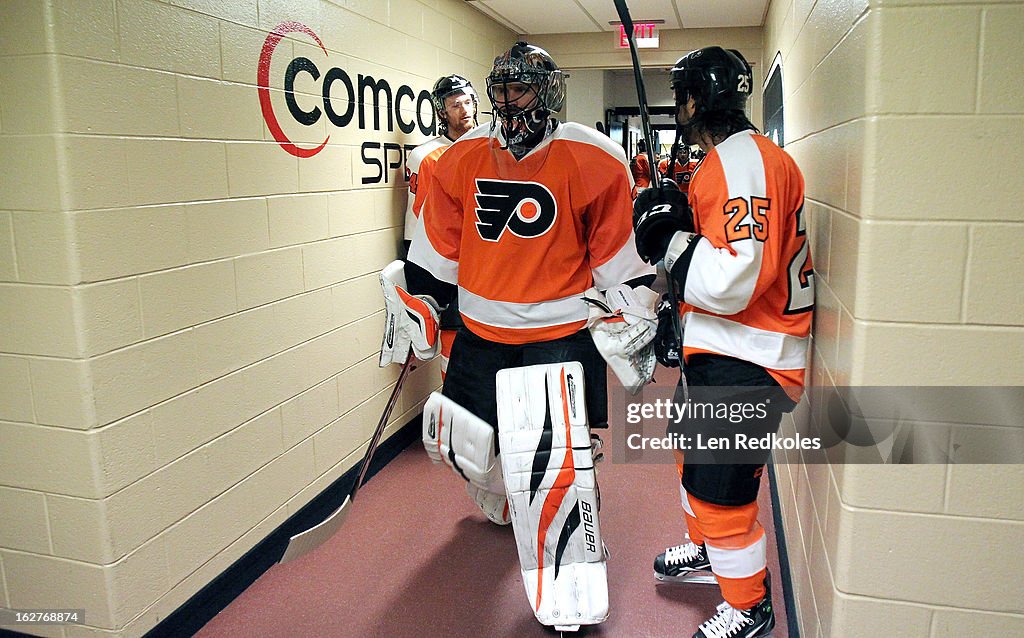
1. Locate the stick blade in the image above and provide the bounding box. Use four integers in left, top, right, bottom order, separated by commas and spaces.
279, 495, 352, 563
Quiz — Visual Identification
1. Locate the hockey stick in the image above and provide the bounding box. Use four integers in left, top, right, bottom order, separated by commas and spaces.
613, 0, 660, 191
613, 0, 689, 398
280, 351, 416, 563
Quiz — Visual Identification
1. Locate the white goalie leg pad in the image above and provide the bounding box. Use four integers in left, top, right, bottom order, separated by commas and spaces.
422, 392, 504, 491
423, 392, 510, 524
496, 362, 608, 630
466, 482, 512, 525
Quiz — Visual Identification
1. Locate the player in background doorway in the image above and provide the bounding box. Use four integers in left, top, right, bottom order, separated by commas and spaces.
630, 138, 652, 198
658, 144, 698, 195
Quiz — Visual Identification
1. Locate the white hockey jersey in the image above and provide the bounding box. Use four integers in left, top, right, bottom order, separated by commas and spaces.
673, 129, 813, 394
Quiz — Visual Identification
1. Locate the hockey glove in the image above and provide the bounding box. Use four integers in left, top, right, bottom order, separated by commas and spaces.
583, 284, 659, 394
379, 260, 441, 366
653, 295, 681, 368
632, 179, 694, 264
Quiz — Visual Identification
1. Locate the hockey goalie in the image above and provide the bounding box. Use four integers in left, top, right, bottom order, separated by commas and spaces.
383, 39, 658, 632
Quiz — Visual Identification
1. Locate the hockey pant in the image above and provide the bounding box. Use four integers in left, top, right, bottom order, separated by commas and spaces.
497, 362, 608, 630
422, 392, 510, 525
441, 328, 609, 438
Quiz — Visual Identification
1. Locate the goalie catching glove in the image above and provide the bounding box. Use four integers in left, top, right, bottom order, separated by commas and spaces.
379, 260, 441, 366
583, 284, 659, 394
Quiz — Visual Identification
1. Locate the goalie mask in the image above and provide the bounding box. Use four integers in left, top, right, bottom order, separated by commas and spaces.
670, 46, 752, 140
431, 74, 478, 136
486, 41, 566, 148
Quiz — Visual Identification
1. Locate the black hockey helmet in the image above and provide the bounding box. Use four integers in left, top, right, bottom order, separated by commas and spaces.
486, 41, 566, 145
670, 47, 752, 116
431, 74, 478, 134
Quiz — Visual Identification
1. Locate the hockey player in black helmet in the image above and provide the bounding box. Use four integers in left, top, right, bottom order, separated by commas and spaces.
634, 45, 812, 638
484, 41, 567, 158
671, 47, 755, 149
430, 74, 479, 138
404, 74, 480, 252
400, 74, 480, 378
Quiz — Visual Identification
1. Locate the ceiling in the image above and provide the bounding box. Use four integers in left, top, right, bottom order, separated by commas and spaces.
464, 0, 770, 34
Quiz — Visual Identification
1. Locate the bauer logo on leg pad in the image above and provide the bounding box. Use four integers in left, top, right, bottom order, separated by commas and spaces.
496, 363, 609, 628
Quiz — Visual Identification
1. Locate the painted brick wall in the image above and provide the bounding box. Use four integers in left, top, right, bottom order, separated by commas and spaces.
0, 1, 513, 635
764, 0, 1024, 636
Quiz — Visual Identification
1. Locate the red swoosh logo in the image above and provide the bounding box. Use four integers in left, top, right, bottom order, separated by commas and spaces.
257, 22, 329, 158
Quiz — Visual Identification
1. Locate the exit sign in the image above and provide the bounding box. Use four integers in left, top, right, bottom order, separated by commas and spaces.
619, 23, 659, 48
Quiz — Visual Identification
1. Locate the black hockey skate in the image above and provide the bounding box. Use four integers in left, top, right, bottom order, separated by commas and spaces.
693, 574, 775, 638
653, 539, 715, 584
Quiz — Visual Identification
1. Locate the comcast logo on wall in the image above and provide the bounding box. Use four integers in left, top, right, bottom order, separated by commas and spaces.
257, 21, 436, 181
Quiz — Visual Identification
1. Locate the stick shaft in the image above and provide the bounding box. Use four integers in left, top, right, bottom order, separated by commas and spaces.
613, 0, 660, 190
614, 0, 689, 394
351, 351, 415, 501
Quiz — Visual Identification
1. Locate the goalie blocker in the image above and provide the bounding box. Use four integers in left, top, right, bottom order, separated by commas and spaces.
379, 260, 441, 367
496, 362, 608, 631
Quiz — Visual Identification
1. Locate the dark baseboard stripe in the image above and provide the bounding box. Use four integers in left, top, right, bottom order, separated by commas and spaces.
139, 417, 421, 638
768, 462, 801, 638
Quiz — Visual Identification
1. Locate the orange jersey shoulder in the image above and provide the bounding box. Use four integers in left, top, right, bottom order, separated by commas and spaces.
403, 136, 452, 240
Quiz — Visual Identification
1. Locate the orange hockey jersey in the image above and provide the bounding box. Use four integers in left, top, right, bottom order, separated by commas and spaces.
658, 158, 697, 193
403, 135, 453, 241
669, 130, 813, 392
408, 122, 655, 344
630, 152, 651, 192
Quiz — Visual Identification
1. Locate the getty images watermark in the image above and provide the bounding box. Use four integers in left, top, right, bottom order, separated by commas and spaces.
611, 384, 1024, 464
625, 397, 822, 453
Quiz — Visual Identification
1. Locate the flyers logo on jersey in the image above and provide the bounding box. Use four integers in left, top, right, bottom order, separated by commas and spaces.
474, 179, 557, 242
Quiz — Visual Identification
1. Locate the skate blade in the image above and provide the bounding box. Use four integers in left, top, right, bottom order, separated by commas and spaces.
554, 625, 581, 633
653, 569, 718, 585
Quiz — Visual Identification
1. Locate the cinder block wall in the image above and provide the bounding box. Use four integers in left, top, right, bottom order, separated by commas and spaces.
0, 1, 513, 636
764, 0, 1024, 636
